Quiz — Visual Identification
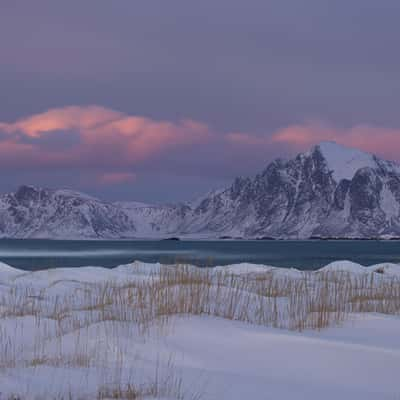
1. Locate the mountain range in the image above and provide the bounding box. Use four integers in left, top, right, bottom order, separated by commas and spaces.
1, 141, 400, 239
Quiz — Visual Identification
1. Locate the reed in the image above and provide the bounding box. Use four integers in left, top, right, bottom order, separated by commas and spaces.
0, 262, 399, 398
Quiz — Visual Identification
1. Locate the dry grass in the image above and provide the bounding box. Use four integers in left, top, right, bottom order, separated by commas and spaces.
0, 262, 399, 398
1, 264, 400, 335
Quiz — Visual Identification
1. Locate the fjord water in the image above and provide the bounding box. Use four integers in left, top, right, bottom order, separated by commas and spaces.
0, 239, 399, 270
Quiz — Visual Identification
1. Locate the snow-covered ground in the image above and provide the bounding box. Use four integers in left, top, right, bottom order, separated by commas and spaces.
0, 260, 399, 399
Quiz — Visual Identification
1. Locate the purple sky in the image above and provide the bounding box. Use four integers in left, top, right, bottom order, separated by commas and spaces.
1, 1, 400, 203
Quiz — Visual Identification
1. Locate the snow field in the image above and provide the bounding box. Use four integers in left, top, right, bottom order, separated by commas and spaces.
0, 260, 399, 399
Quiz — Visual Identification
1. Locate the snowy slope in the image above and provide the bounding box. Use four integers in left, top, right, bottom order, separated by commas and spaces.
114, 200, 151, 209
315, 141, 378, 181
0, 260, 399, 399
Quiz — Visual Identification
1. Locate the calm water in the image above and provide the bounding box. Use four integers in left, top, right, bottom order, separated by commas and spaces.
0, 239, 399, 271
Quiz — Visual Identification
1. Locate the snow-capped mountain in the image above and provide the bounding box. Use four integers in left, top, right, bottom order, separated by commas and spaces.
180, 141, 400, 238
1, 141, 400, 239
0, 186, 137, 239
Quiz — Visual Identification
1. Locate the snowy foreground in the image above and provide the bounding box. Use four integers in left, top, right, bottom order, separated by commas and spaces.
0, 260, 399, 399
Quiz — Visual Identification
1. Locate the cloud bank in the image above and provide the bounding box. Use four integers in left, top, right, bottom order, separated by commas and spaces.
0, 106, 399, 194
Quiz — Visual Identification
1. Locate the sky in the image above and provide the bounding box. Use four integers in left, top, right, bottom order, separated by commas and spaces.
1, 0, 400, 203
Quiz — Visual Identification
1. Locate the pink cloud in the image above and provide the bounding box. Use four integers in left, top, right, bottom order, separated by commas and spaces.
0, 106, 122, 138
0, 106, 210, 169
225, 122, 400, 165
1, 106, 400, 183
270, 122, 400, 161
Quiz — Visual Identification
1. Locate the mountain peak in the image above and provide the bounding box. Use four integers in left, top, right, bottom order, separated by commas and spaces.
16, 184, 39, 193
14, 185, 43, 202
314, 140, 371, 156
312, 141, 376, 182
54, 189, 100, 202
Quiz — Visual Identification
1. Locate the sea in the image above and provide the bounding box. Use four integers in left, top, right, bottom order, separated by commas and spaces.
0, 239, 399, 271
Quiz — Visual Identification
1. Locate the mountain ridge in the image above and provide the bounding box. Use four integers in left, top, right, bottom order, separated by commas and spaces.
1, 142, 400, 239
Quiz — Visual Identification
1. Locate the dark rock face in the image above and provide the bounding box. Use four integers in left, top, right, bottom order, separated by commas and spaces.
334, 180, 350, 210
347, 168, 386, 235
0, 142, 400, 239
